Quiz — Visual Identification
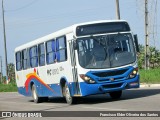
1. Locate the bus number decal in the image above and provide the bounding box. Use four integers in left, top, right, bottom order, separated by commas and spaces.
47, 66, 64, 76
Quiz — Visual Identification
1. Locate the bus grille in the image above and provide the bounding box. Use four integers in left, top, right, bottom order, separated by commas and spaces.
98, 77, 125, 82
92, 68, 128, 77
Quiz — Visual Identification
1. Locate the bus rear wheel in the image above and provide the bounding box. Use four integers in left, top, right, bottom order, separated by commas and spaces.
64, 83, 75, 105
31, 84, 42, 103
109, 90, 122, 99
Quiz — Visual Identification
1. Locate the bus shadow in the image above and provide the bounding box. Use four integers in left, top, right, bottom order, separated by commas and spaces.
79, 88, 160, 104
28, 88, 160, 104
29, 97, 66, 104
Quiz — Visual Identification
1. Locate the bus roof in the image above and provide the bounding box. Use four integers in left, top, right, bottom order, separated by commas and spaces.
15, 19, 127, 52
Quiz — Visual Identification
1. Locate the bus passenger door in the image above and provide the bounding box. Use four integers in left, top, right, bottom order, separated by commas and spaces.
69, 40, 80, 95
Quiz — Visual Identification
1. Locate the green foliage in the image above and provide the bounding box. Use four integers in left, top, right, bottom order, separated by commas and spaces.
0, 62, 17, 92
138, 44, 145, 69
8, 63, 15, 82
139, 68, 160, 84
0, 83, 17, 92
0, 63, 15, 84
138, 44, 160, 69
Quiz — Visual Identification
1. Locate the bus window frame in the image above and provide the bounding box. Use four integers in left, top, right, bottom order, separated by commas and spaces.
15, 51, 22, 71
46, 39, 56, 64
56, 36, 67, 62
22, 49, 28, 70
38, 43, 46, 66
29, 45, 38, 68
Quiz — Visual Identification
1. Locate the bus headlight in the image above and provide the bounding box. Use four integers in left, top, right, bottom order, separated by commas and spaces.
128, 67, 138, 79
79, 74, 95, 84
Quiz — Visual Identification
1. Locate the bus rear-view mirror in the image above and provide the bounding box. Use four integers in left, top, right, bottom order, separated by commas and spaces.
134, 34, 139, 52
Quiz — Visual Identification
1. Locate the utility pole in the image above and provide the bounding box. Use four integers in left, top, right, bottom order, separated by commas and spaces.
116, 0, 120, 19
0, 56, 2, 83
145, 0, 150, 70
2, 0, 8, 82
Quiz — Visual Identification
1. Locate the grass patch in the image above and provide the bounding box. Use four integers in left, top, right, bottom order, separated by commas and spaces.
0, 83, 17, 92
139, 68, 160, 84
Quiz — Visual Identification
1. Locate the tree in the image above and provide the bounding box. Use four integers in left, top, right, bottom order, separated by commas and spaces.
7, 63, 15, 83
149, 47, 156, 68
138, 44, 160, 69
138, 44, 145, 69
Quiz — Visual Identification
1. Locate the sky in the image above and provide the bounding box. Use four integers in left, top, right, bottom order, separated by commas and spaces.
0, 0, 159, 74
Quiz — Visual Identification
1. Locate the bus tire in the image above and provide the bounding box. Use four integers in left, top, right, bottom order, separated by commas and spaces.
31, 84, 41, 103
64, 83, 75, 105
109, 90, 122, 99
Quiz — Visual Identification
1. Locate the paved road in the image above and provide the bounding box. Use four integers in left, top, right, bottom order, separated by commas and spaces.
0, 87, 160, 120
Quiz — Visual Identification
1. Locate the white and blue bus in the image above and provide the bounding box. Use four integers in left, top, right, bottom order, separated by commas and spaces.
15, 20, 140, 104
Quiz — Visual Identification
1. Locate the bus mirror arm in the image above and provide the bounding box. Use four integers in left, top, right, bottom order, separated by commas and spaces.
134, 34, 140, 53
73, 40, 77, 50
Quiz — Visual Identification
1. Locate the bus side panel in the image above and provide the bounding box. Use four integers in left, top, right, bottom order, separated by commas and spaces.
15, 32, 79, 98
16, 70, 31, 96
16, 63, 73, 98
15, 71, 25, 90
28, 79, 63, 97
17, 79, 63, 97
17, 86, 32, 97
40, 83, 63, 97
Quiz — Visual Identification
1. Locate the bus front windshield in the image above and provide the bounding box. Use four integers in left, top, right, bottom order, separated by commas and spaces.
77, 33, 136, 69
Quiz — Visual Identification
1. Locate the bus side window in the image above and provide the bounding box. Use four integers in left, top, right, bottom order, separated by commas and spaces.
38, 43, 45, 66
29, 46, 38, 68
46, 40, 56, 64
22, 49, 27, 69
16, 51, 22, 71
56, 36, 67, 62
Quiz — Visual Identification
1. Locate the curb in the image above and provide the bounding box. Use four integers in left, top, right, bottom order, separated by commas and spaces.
140, 84, 160, 88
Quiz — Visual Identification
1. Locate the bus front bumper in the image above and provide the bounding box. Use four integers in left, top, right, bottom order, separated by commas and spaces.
79, 75, 139, 96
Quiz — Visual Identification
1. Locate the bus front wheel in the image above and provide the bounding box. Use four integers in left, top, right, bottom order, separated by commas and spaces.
64, 83, 75, 105
109, 90, 122, 99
